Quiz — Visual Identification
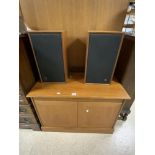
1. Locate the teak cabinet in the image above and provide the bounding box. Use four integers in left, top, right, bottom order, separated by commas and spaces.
27, 75, 130, 133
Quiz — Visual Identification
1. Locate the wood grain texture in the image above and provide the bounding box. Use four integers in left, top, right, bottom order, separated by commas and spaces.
19, 123, 40, 131
19, 104, 33, 115
20, 0, 129, 69
78, 101, 122, 128
27, 75, 130, 100
19, 114, 37, 124
31, 98, 123, 133
41, 127, 114, 133
33, 100, 77, 127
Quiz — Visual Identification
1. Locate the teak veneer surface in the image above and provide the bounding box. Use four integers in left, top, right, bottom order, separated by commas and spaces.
27, 77, 130, 100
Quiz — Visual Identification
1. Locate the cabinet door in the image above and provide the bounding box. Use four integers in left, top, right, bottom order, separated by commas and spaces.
78, 102, 122, 128
34, 100, 77, 127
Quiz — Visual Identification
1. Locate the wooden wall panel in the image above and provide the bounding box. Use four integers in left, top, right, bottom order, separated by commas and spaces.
20, 0, 128, 71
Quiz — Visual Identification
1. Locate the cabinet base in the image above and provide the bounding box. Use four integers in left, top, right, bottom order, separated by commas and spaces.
41, 126, 114, 134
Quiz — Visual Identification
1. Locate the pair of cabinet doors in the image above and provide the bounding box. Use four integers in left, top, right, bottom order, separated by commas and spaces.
33, 99, 122, 129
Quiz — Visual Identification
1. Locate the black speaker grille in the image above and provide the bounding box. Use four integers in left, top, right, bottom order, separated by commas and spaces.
29, 32, 65, 82
86, 32, 123, 84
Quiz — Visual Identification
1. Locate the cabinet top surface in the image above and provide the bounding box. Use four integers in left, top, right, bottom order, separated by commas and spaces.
27, 75, 130, 100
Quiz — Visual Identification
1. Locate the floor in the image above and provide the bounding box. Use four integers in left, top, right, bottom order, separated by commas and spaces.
19, 104, 135, 155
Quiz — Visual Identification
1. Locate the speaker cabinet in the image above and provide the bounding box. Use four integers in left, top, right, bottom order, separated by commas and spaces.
29, 31, 67, 82
85, 32, 124, 84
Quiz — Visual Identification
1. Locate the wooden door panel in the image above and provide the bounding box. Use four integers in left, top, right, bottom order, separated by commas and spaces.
34, 100, 77, 127
78, 102, 122, 128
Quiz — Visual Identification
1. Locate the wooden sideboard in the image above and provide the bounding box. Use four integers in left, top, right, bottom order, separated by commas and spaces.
27, 75, 130, 133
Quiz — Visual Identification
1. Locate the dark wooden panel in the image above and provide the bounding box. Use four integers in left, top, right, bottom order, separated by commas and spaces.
19, 33, 41, 129
19, 123, 40, 130
29, 32, 66, 82
85, 32, 123, 84
19, 114, 37, 124
114, 35, 135, 119
19, 34, 38, 93
19, 104, 33, 115
19, 33, 39, 105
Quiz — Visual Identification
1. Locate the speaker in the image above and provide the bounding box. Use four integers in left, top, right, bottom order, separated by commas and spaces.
85, 32, 124, 84
29, 31, 67, 82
